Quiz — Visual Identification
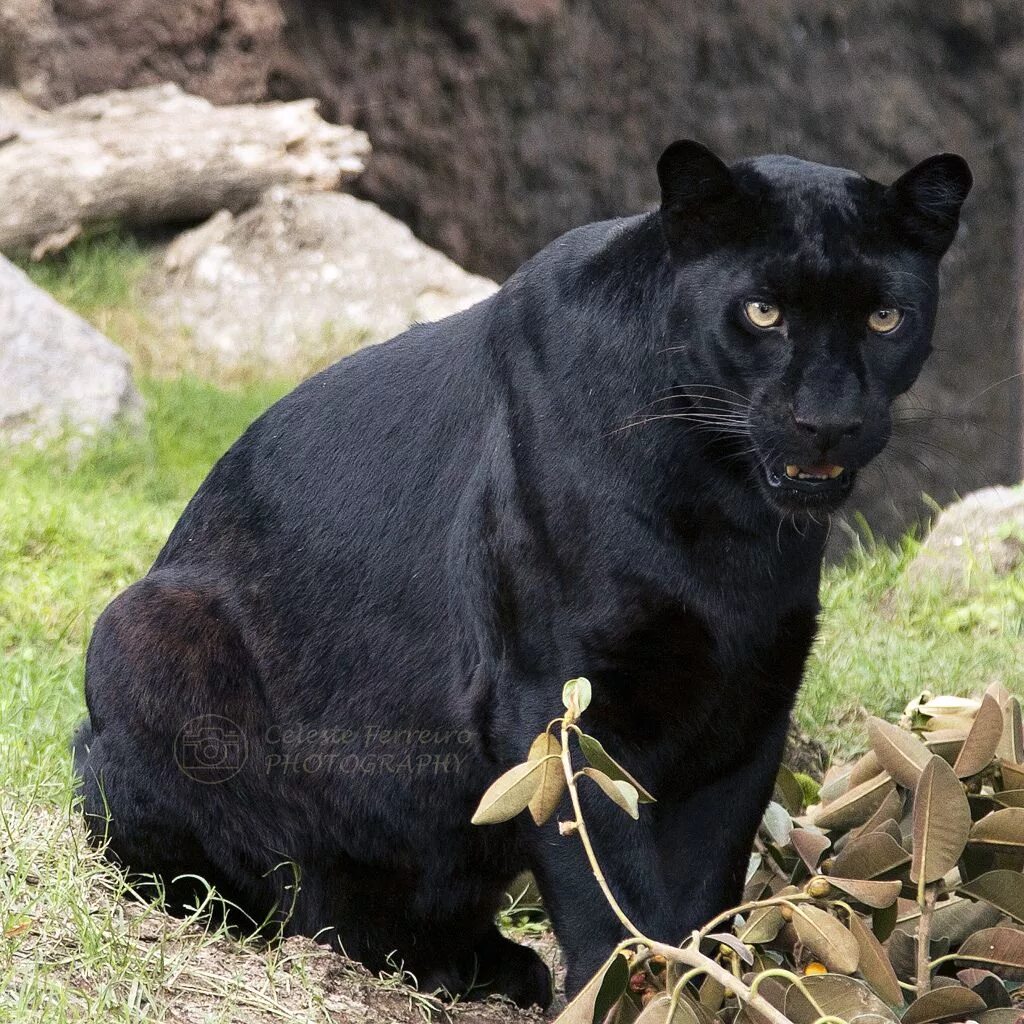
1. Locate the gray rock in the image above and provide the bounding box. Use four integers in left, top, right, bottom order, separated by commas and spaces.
0, 255, 141, 444
906, 485, 1024, 593
145, 188, 498, 376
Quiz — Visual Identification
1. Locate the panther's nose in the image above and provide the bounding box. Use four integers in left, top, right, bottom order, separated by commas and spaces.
792, 409, 863, 453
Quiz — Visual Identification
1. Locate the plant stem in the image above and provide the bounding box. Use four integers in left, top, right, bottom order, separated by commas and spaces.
645, 941, 796, 1024
928, 952, 1014, 971
696, 892, 813, 942
916, 884, 935, 997
755, 837, 792, 883
559, 720, 650, 942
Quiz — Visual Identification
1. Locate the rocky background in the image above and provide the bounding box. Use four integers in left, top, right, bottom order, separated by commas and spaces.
2, 0, 1023, 544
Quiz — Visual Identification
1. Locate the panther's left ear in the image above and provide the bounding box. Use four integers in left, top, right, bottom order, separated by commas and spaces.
886, 154, 973, 258
657, 140, 743, 252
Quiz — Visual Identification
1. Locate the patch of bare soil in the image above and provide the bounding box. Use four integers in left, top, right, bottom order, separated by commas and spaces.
102, 905, 554, 1024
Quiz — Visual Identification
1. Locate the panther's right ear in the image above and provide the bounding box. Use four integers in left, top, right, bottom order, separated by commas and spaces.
885, 153, 973, 258
657, 140, 741, 251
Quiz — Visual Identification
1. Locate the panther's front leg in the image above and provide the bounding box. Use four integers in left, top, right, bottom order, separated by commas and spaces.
524, 783, 675, 998
652, 704, 793, 943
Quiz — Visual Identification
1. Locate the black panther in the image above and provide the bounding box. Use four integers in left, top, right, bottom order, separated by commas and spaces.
74, 141, 971, 1008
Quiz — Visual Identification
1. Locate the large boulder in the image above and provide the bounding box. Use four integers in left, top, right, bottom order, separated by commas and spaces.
145, 187, 498, 374
0, 255, 141, 444
906, 485, 1024, 593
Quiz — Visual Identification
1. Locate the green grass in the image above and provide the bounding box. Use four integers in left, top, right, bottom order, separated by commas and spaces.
799, 531, 1024, 756
16, 230, 149, 320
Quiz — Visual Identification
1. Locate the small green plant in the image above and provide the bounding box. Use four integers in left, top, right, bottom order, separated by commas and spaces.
498, 879, 549, 937
15, 227, 148, 318
473, 678, 1024, 1024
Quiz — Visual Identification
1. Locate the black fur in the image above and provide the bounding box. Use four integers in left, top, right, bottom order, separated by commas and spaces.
75, 142, 970, 1007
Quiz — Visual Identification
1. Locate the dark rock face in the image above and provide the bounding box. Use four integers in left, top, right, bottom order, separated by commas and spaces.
5, 0, 1022, 543
0, 0, 284, 106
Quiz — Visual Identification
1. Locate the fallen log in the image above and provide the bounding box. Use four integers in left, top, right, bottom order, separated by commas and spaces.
0, 84, 370, 258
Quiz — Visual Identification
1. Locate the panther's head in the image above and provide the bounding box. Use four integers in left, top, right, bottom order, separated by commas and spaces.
656, 140, 971, 514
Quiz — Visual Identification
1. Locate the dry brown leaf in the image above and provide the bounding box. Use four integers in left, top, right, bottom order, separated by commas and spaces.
866, 717, 931, 789
910, 755, 971, 884
526, 731, 567, 826
953, 694, 1004, 778
791, 906, 860, 974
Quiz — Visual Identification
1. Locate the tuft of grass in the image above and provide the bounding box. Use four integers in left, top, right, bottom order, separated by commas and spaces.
799, 531, 1024, 758
16, 229, 149, 320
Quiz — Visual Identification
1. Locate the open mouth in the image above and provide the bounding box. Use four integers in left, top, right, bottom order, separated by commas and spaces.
763, 461, 853, 504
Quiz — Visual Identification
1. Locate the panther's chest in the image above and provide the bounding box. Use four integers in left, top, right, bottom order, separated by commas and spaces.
587, 587, 815, 708
584, 521, 818, 678
575, 542, 820, 788
577, 609, 814, 804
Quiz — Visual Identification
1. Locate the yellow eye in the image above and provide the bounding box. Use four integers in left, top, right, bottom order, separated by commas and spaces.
868, 308, 903, 334
744, 300, 782, 329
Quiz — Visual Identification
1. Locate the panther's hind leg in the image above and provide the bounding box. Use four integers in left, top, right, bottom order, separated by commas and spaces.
76, 570, 283, 930
456, 925, 552, 1009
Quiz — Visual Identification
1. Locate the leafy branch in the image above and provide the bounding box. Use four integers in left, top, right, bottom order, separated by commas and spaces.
472, 679, 1024, 1024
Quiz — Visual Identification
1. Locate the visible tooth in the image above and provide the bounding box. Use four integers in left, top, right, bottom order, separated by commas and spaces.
828, 465, 845, 479
785, 465, 800, 478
